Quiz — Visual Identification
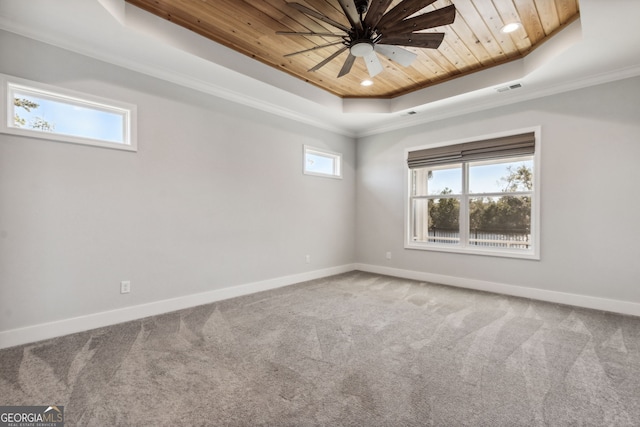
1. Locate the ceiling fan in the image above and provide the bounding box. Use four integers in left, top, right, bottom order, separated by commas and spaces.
277, 0, 456, 78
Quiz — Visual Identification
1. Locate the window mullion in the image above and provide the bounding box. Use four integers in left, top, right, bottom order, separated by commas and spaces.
472, 191, 533, 198
459, 162, 469, 248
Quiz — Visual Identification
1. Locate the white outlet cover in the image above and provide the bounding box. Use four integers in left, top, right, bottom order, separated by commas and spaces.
120, 280, 131, 294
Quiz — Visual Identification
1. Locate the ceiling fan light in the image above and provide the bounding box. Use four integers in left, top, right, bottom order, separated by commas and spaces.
361, 79, 374, 86
501, 22, 522, 33
350, 41, 374, 57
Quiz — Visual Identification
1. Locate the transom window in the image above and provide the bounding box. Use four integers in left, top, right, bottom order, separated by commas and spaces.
303, 145, 342, 179
406, 130, 540, 259
1, 74, 136, 151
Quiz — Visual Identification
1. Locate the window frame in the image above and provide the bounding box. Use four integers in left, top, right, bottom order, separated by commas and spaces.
303, 145, 342, 179
405, 127, 541, 260
1, 74, 137, 151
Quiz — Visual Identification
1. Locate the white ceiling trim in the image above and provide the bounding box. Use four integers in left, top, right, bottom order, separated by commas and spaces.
0, 7, 355, 137
1, 0, 640, 138
357, 62, 640, 138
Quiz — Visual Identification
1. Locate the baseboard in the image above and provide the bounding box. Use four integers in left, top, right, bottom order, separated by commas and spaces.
355, 263, 640, 317
0, 264, 356, 350
5, 262, 638, 349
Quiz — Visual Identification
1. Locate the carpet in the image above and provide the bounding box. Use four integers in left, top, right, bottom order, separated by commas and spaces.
1, 271, 639, 426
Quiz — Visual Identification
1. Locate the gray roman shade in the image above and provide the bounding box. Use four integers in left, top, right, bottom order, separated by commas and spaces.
407, 132, 535, 169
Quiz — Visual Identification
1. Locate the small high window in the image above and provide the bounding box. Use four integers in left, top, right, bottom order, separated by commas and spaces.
1, 74, 136, 151
303, 145, 342, 179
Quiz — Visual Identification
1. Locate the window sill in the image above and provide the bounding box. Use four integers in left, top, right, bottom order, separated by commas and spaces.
2, 127, 137, 152
405, 241, 540, 260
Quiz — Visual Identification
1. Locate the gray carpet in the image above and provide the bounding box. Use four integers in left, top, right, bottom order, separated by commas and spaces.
1, 271, 640, 426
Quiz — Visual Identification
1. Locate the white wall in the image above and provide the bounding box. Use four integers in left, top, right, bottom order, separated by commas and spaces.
356, 76, 640, 306
0, 31, 356, 336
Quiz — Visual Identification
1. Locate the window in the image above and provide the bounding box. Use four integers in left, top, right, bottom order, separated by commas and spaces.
303, 145, 342, 178
406, 129, 540, 259
1, 74, 136, 151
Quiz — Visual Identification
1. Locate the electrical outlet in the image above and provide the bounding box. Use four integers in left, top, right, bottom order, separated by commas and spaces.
120, 280, 131, 294
305, 254, 311, 264
386, 252, 392, 260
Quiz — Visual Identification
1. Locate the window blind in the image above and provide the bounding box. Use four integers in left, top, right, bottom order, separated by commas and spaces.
407, 132, 535, 169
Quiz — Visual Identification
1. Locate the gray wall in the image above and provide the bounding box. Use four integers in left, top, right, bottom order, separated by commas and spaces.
0, 32, 356, 332
356, 75, 640, 303
2, 29, 640, 337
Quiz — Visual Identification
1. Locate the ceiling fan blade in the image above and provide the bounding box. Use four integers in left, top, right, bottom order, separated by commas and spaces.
377, 0, 437, 29
338, 53, 357, 77
309, 46, 349, 72
277, 31, 346, 37
363, 51, 383, 77
364, 0, 394, 29
379, 32, 445, 49
374, 44, 417, 67
337, 0, 363, 31
380, 4, 455, 35
284, 41, 344, 57
287, 2, 350, 33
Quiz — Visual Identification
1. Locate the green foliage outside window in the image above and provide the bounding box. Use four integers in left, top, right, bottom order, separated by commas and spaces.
429, 164, 532, 232
13, 97, 55, 131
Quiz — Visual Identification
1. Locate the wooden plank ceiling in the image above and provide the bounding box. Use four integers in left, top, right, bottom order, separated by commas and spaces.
125, 0, 579, 98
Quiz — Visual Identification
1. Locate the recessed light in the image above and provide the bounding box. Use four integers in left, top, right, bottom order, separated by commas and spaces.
501, 22, 522, 33
360, 79, 374, 86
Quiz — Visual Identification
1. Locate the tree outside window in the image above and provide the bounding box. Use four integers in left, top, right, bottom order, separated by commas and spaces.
412, 158, 534, 250
13, 97, 55, 131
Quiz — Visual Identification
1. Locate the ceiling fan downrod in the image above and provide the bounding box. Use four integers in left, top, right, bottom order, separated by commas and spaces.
354, 0, 369, 19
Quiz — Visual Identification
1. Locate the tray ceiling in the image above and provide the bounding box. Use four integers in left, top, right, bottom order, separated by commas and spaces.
124, 0, 580, 98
